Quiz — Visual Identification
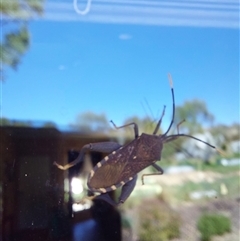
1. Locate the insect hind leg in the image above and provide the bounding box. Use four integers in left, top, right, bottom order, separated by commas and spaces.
54, 142, 122, 170
141, 163, 164, 185
93, 193, 118, 206
118, 175, 138, 205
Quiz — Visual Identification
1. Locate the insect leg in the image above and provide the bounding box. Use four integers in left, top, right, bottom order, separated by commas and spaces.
110, 120, 139, 138
141, 163, 164, 185
176, 119, 185, 134
54, 141, 122, 170
93, 193, 118, 206
163, 135, 178, 143
118, 175, 138, 205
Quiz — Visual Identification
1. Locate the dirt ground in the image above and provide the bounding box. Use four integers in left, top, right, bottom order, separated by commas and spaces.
123, 198, 240, 241
153, 170, 223, 186
162, 171, 240, 240
123, 170, 240, 241
174, 199, 240, 241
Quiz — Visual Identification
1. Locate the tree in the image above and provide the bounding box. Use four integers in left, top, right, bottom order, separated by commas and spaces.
1, 0, 45, 80
123, 115, 160, 136
174, 99, 214, 134
0, 117, 33, 127
71, 111, 110, 132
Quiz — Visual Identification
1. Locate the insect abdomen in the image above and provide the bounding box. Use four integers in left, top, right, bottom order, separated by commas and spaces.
88, 161, 126, 189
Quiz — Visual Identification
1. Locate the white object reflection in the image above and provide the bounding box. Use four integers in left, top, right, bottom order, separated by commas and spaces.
73, 0, 92, 15
71, 177, 83, 194
72, 200, 92, 212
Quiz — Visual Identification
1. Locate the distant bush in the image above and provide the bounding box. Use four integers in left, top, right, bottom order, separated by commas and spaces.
197, 213, 231, 241
139, 199, 180, 241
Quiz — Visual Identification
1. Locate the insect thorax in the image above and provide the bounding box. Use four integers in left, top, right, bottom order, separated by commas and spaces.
137, 133, 163, 161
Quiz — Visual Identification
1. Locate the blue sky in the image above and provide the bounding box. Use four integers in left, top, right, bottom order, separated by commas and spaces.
1, 0, 239, 130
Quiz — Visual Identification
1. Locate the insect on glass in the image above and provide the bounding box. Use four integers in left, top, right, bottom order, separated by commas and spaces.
54, 74, 221, 206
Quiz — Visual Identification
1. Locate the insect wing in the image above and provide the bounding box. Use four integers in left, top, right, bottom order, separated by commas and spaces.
87, 135, 161, 192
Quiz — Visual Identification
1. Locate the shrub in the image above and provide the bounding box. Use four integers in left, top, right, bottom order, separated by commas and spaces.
139, 199, 180, 241
197, 213, 231, 241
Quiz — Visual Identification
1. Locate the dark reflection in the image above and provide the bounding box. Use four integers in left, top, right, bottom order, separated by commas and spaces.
73, 198, 121, 241
48, 204, 71, 241
1, 126, 121, 241
91, 198, 121, 241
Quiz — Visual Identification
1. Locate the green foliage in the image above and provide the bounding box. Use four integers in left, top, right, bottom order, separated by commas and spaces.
1, 0, 44, 19
71, 111, 110, 132
211, 123, 240, 142
163, 174, 239, 204
121, 216, 131, 228
42, 121, 57, 128
176, 158, 238, 174
0, 117, 11, 126
201, 162, 238, 174
1, 26, 29, 70
1, 0, 45, 80
197, 213, 231, 241
0, 117, 32, 127
161, 138, 187, 162
124, 115, 159, 134
0, 117, 57, 128
139, 199, 180, 241
175, 99, 214, 134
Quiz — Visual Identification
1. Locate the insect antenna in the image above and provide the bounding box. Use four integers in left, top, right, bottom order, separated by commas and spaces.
164, 134, 215, 148
144, 97, 156, 121
161, 74, 223, 155
163, 133, 223, 155
141, 98, 159, 132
